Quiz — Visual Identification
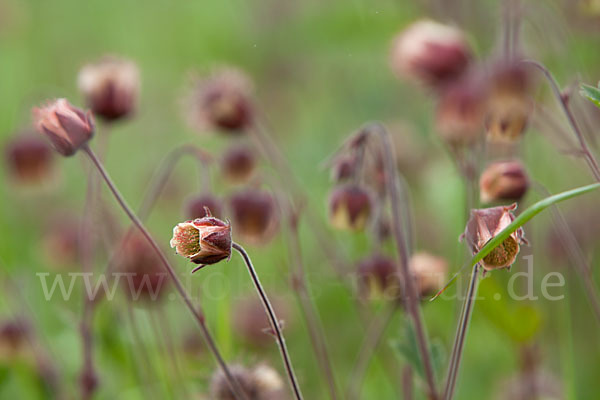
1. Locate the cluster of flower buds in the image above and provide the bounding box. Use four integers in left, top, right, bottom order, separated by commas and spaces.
188, 67, 254, 134
78, 55, 140, 122
479, 160, 529, 203
233, 295, 290, 348
461, 203, 526, 273
390, 19, 472, 89
210, 363, 286, 400
33, 99, 95, 156
4, 134, 54, 184
221, 144, 257, 184
328, 184, 373, 231
116, 232, 169, 302
184, 193, 223, 220
229, 189, 279, 245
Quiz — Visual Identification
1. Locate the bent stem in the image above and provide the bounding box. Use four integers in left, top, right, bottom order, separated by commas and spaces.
82, 145, 249, 400
232, 242, 304, 400
443, 264, 480, 400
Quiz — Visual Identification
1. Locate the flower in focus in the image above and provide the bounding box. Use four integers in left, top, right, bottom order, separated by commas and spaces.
328, 184, 373, 231
32, 98, 95, 156
78, 55, 140, 122
184, 194, 223, 220
170, 209, 232, 265
229, 189, 279, 245
391, 19, 472, 88
187, 67, 254, 133
357, 254, 401, 301
4, 134, 54, 184
479, 160, 529, 203
409, 252, 448, 298
461, 203, 526, 272
221, 144, 257, 183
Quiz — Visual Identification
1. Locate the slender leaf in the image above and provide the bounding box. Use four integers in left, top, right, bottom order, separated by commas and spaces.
580, 84, 600, 108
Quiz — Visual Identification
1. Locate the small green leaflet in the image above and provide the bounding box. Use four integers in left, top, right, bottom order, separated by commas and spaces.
580, 83, 600, 108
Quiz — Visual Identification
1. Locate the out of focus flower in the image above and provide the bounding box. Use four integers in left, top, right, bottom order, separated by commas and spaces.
495, 369, 563, 400
329, 153, 358, 183
78, 55, 140, 121
233, 296, 290, 348
184, 194, 223, 220
187, 67, 254, 133
4, 134, 54, 184
170, 210, 232, 265
41, 216, 80, 268
116, 232, 169, 302
328, 185, 373, 231
485, 62, 533, 143
32, 99, 95, 156
461, 203, 526, 272
479, 160, 529, 203
221, 144, 256, 183
210, 363, 286, 400
391, 19, 472, 88
229, 189, 279, 244
435, 76, 488, 144
357, 254, 400, 301
409, 252, 448, 298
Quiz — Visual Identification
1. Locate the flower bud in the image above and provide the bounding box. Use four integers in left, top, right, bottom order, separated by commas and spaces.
4, 134, 54, 184
210, 364, 257, 400
461, 203, 526, 272
221, 144, 256, 183
184, 194, 223, 220
409, 252, 448, 298
41, 216, 80, 268
32, 99, 95, 156
116, 232, 169, 302
328, 185, 373, 231
188, 68, 254, 133
0, 318, 30, 357
479, 160, 529, 203
229, 189, 279, 245
171, 209, 232, 266
357, 254, 401, 301
252, 364, 286, 399
485, 62, 533, 143
391, 19, 471, 88
77, 55, 140, 121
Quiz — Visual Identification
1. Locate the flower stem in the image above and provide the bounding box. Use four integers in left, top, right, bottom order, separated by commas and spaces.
232, 242, 304, 400
443, 264, 480, 400
82, 145, 249, 400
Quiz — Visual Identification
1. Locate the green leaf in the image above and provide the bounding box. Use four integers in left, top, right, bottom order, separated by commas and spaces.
580, 84, 600, 108
390, 322, 446, 379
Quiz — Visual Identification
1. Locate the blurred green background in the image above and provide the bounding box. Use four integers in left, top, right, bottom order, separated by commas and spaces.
1, 0, 600, 398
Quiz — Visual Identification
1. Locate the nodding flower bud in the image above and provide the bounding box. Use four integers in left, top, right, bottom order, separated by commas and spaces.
229, 189, 279, 245
479, 160, 529, 203
4, 134, 54, 184
328, 184, 373, 231
390, 19, 471, 88
170, 208, 232, 266
77, 55, 140, 122
188, 67, 254, 133
116, 232, 169, 302
184, 194, 223, 220
461, 203, 526, 272
485, 62, 533, 143
435, 76, 488, 144
32, 99, 95, 156
409, 252, 448, 298
330, 153, 358, 183
221, 144, 256, 183
357, 254, 401, 301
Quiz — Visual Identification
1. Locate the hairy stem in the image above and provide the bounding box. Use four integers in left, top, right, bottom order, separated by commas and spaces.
232, 242, 304, 400
83, 145, 249, 400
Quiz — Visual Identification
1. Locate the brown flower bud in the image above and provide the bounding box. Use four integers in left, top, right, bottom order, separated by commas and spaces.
0, 318, 30, 356
170, 209, 232, 266
357, 254, 401, 301
188, 68, 254, 133
391, 19, 471, 87
479, 160, 529, 203
435, 76, 488, 144
32, 98, 95, 156
328, 185, 373, 231
252, 364, 286, 400
221, 144, 256, 183
4, 134, 54, 184
78, 55, 140, 122
116, 232, 169, 302
409, 252, 448, 298
461, 203, 526, 272
184, 194, 223, 220
485, 62, 533, 143
229, 189, 279, 245
210, 364, 257, 400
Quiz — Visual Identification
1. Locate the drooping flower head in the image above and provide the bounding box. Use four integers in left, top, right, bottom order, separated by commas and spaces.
328, 184, 373, 231
479, 160, 529, 203
4, 134, 54, 184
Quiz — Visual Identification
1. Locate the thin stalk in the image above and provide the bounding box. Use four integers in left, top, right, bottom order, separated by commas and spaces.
232, 242, 304, 400
443, 264, 480, 400
523, 60, 600, 181
367, 123, 438, 400
82, 145, 249, 400
126, 303, 158, 400
403, 366, 414, 400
